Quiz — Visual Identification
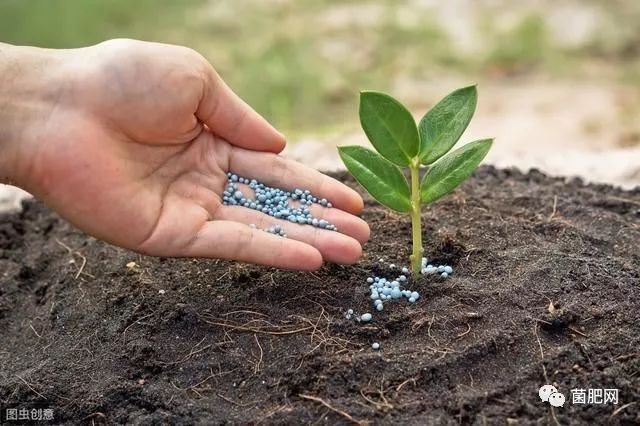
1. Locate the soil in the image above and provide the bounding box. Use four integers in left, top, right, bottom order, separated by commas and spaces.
0, 166, 639, 425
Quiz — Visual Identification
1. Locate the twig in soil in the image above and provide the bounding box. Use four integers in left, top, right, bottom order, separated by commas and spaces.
307, 271, 323, 282
257, 404, 294, 424
615, 353, 638, 361
29, 323, 42, 338
215, 393, 262, 407
395, 378, 417, 394
456, 323, 471, 338
221, 310, 268, 317
294, 313, 356, 358
427, 315, 438, 345
122, 312, 155, 343
410, 312, 432, 332
309, 306, 325, 343
253, 334, 264, 374
359, 387, 394, 412
15, 375, 47, 400
171, 367, 237, 395
235, 318, 280, 328
611, 402, 636, 418
533, 324, 548, 383
299, 394, 368, 425
54, 238, 93, 279
81, 412, 107, 423
533, 324, 560, 426
568, 326, 588, 337
55, 238, 74, 255
548, 195, 558, 221
222, 329, 235, 344
161, 337, 211, 365
217, 393, 240, 405
215, 271, 230, 282
201, 319, 313, 335
548, 407, 561, 426
608, 195, 640, 207
74, 251, 87, 280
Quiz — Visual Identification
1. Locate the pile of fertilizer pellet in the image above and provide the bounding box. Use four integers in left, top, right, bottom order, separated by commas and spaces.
419, 257, 453, 278
222, 173, 338, 235
348, 258, 456, 351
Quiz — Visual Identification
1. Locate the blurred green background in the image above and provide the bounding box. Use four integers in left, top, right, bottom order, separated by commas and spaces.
2, 0, 639, 137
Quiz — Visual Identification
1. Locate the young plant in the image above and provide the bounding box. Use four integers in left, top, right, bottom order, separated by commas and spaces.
338, 86, 492, 275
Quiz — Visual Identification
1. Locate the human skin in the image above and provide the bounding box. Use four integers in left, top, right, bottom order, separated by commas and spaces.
0, 39, 369, 270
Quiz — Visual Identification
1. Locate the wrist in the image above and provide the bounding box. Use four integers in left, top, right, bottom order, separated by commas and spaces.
0, 43, 70, 187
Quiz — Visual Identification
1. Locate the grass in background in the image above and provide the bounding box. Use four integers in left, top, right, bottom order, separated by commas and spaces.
0, 0, 204, 48
484, 14, 549, 74
1, 0, 639, 135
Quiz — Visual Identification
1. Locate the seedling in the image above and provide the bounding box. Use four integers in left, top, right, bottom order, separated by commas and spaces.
338, 86, 492, 275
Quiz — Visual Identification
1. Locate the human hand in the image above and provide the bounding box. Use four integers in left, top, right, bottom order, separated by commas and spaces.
1, 39, 369, 270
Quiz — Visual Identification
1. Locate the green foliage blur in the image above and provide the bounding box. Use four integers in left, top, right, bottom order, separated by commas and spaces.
0, 0, 202, 47
1, 0, 639, 134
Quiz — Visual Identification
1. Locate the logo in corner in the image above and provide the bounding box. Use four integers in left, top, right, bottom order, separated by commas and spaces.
539, 385, 565, 407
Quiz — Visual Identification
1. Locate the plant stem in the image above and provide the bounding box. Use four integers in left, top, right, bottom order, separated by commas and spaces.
409, 160, 422, 275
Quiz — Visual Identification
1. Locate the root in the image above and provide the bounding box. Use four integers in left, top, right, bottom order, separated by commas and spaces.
171, 367, 237, 396
359, 385, 393, 412
81, 412, 107, 423
427, 314, 438, 345
122, 312, 155, 344
533, 323, 548, 383
202, 307, 357, 380
456, 323, 471, 338
201, 307, 355, 358
29, 323, 42, 338
215, 392, 262, 407
257, 404, 294, 424
410, 312, 430, 332
55, 238, 93, 280
201, 318, 313, 335
568, 326, 587, 337
253, 334, 264, 374
299, 394, 368, 425
221, 310, 268, 317
395, 378, 417, 394
15, 374, 47, 400
611, 402, 637, 418
534, 324, 560, 426
162, 337, 211, 366
295, 313, 355, 354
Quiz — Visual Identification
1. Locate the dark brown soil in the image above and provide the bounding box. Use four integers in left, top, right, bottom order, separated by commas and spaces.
1, 166, 639, 425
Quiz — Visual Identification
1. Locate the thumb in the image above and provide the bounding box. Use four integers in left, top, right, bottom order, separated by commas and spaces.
196, 63, 286, 153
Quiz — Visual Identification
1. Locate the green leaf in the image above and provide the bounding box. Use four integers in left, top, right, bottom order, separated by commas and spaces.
420, 139, 492, 204
338, 145, 411, 212
419, 85, 477, 165
359, 91, 420, 166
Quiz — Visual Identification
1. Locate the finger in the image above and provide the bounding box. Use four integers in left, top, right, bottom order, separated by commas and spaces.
197, 66, 286, 153
228, 146, 364, 215
215, 206, 363, 264
184, 221, 323, 270
307, 204, 370, 244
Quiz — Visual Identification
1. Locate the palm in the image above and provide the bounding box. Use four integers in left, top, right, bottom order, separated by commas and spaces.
28, 40, 368, 269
